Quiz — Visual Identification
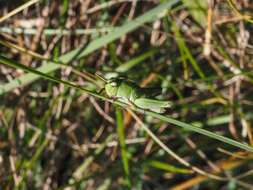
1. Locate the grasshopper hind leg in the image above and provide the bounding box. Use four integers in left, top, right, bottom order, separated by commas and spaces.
127, 99, 146, 114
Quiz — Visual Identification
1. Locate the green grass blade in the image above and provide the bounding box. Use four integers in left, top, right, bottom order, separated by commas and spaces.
0, 55, 104, 99
15, 98, 59, 189
172, 19, 223, 99
1, 55, 253, 152
214, 41, 253, 84
97, 178, 111, 190
115, 106, 131, 187
145, 110, 253, 152
149, 160, 190, 173
115, 48, 161, 72
73, 134, 115, 180
15, 139, 50, 190
0, 27, 114, 35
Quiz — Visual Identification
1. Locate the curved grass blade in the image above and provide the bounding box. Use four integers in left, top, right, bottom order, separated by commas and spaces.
1, 55, 253, 152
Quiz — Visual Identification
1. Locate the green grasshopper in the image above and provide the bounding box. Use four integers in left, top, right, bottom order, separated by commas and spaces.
96, 74, 172, 113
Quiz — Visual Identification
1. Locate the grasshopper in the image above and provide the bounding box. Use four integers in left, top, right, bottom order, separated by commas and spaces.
96, 74, 172, 113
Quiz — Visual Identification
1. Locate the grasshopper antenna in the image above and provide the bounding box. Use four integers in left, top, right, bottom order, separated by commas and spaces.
95, 72, 108, 83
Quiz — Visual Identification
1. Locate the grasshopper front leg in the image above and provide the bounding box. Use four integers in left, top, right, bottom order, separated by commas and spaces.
97, 88, 119, 103
97, 87, 105, 94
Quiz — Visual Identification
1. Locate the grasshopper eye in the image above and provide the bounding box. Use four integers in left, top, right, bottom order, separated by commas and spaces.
110, 82, 117, 87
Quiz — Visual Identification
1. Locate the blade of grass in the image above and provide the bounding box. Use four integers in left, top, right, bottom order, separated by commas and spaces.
15, 97, 60, 189
227, 0, 253, 24
171, 19, 224, 99
97, 178, 111, 190
172, 71, 253, 88
0, 55, 106, 100
73, 134, 115, 180
1, 55, 253, 152
127, 108, 226, 180
0, 0, 40, 23
115, 48, 161, 72
149, 160, 191, 173
0, 27, 114, 35
115, 106, 131, 187
52, 0, 69, 58
171, 20, 188, 80
15, 137, 50, 190
214, 41, 253, 84
145, 110, 253, 152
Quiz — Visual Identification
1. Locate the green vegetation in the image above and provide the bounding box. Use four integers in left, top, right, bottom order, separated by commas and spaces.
0, 0, 253, 189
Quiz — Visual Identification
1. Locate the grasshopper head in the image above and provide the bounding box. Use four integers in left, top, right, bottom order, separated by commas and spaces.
105, 78, 121, 97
